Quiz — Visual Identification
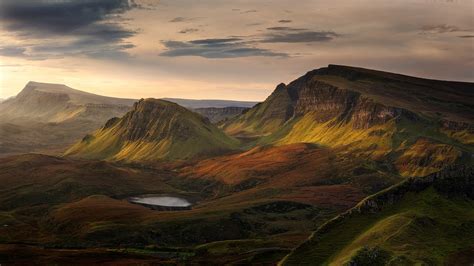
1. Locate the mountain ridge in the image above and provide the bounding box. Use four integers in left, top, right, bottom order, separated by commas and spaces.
222, 65, 473, 177
65, 98, 239, 161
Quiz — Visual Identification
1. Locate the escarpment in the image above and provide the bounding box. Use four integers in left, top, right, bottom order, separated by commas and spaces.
222, 65, 473, 177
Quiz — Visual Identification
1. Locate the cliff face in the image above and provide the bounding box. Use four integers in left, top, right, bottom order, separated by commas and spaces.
222, 65, 473, 176
65, 99, 239, 162
118, 99, 207, 141
287, 79, 416, 129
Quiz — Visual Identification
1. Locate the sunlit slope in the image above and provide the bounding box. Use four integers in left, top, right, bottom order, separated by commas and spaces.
281, 166, 474, 265
222, 65, 474, 176
65, 99, 239, 162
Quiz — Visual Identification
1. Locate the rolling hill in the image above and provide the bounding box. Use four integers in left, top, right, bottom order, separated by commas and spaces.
1, 66, 473, 264
222, 65, 474, 177
65, 98, 239, 162
281, 165, 474, 265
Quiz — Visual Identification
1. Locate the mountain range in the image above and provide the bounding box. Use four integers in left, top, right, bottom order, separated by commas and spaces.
0, 65, 472, 264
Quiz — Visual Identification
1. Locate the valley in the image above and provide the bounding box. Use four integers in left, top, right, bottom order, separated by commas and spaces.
0, 65, 472, 264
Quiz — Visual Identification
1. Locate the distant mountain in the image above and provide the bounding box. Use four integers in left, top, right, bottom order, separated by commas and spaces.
162, 98, 257, 109
194, 106, 249, 123
65, 99, 239, 162
222, 65, 474, 177
0, 82, 135, 156
0, 81, 135, 123
282, 165, 474, 265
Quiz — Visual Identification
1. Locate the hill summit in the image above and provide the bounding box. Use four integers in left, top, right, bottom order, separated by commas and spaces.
0, 81, 135, 123
65, 99, 239, 162
222, 65, 473, 177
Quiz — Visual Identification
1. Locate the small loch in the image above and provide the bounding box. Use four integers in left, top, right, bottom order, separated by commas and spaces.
129, 195, 194, 211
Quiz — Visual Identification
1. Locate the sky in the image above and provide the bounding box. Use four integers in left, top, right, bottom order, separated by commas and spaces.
0, 0, 473, 101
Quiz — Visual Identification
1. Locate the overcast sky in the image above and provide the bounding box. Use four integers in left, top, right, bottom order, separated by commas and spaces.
0, 0, 473, 100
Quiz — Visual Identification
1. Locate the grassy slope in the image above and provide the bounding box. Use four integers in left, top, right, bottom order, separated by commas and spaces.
282, 170, 474, 265
222, 65, 474, 177
65, 99, 239, 162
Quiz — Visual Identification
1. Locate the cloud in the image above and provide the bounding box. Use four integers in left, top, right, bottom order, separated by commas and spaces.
179, 28, 199, 34
278, 20, 292, 23
421, 24, 461, 34
262, 29, 339, 43
458, 35, 474, 38
0, 0, 138, 59
160, 38, 287, 58
169, 17, 200, 23
267, 27, 306, 31
170, 17, 187, 22
0, 46, 26, 57
241, 10, 258, 14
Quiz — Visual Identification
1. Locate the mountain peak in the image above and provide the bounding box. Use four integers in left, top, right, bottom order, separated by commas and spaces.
66, 97, 238, 161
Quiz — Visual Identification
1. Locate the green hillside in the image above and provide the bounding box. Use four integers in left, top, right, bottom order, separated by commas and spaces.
65, 99, 239, 162
222, 65, 474, 177
281, 166, 474, 265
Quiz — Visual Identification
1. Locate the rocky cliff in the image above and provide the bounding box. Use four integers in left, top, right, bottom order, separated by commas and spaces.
65, 99, 239, 162
222, 65, 473, 176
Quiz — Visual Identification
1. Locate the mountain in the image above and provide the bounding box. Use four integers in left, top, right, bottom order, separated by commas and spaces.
1, 67, 473, 264
0, 82, 136, 156
162, 98, 257, 109
65, 98, 239, 162
281, 165, 474, 265
0, 81, 135, 123
222, 65, 474, 177
194, 106, 249, 123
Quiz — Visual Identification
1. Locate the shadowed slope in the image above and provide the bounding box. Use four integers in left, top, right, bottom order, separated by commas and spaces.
65, 99, 239, 162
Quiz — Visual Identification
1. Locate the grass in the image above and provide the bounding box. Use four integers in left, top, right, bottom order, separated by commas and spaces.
65, 99, 240, 162
283, 188, 474, 265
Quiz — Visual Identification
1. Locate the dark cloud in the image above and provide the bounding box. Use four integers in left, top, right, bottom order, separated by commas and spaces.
267, 27, 306, 31
458, 35, 474, 38
169, 17, 200, 23
160, 38, 287, 58
278, 20, 292, 23
0, 46, 26, 57
262, 30, 339, 43
0, 0, 135, 34
179, 28, 199, 34
0, 0, 137, 59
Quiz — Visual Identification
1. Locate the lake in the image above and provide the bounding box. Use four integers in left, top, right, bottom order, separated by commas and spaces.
129, 195, 193, 211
